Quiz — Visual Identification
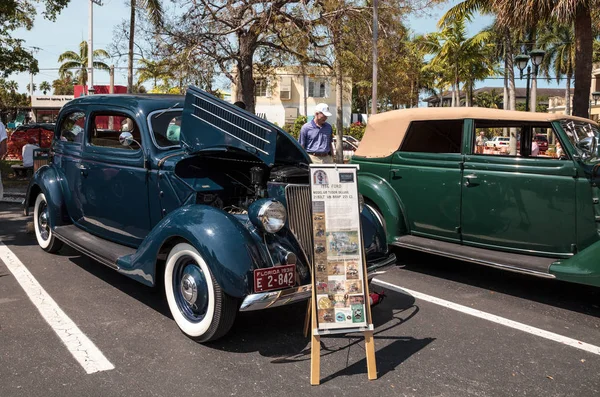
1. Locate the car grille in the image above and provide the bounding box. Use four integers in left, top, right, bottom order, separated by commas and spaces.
284, 184, 313, 264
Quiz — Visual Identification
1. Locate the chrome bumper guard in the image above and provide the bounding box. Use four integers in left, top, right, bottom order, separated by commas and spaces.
239, 252, 397, 312
239, 285, 312, 312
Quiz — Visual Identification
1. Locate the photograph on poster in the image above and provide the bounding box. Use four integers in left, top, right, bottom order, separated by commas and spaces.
345, 261, 360, 279
351, 304, 365, 323
316, 276, 328, 294
333, 294, 348, 308
316, 261, 327, 273
348, 295, 365, 305
319, 309, 335, 323
346, 280, 363, 294
313, 170, 329, 185
327, 231, 359, 256
327, 261, 345, 276
328, 280, 345, 294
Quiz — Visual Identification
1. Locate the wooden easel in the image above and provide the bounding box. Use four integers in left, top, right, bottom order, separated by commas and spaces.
306, 259, 378, 385
305, 163, 378, 385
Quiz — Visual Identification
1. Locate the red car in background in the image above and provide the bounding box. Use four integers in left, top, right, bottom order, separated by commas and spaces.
534, 134, 549, 153
6, 123, 54, 160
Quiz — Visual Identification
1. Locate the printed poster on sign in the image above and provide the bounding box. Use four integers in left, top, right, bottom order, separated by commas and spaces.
310, 164, 368, 330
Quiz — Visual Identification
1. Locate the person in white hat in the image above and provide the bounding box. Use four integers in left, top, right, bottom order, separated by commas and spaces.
298, 103, 333, 164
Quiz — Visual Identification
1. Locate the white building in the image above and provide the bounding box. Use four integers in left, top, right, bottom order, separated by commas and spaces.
231, 66, 352, 127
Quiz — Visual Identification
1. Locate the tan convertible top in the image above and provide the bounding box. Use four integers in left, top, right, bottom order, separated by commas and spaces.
354, 107, 596, 158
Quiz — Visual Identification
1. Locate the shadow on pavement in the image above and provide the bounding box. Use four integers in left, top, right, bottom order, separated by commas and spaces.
210, 288, 431, 381
391, 246, 600, 318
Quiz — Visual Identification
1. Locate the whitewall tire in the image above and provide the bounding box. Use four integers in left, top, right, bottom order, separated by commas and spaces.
33, 193, 63, 253
164, 243, 237, 342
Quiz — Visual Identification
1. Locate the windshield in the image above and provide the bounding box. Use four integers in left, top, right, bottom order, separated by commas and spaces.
560, 120, 600, 162
149, 109, 183, 149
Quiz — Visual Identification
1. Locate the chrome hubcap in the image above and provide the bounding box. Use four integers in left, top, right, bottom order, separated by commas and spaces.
38, 203, 50, 241
181, 273, 198, 305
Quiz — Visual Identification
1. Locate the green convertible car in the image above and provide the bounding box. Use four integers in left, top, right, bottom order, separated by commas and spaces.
352, 107, 600, 287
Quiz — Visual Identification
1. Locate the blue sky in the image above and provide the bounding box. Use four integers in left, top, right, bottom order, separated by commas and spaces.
10, 0, 560, 96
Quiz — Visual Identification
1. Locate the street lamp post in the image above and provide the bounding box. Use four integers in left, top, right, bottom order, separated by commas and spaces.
515, 50, 545, 112
88, 0, 103, 95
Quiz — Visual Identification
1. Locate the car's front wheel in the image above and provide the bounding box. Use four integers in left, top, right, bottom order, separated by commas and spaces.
164, 243, 237, 343
33, 193, 63, 253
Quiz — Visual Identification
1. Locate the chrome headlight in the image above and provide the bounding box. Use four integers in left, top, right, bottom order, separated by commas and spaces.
249, 199, 287, 233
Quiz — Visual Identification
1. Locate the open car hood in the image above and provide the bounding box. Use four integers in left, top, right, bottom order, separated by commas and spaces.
180, 86, 308, 166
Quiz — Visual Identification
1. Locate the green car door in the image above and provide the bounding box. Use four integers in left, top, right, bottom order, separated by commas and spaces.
389, 120, 464, 242
461, 121, 576, 256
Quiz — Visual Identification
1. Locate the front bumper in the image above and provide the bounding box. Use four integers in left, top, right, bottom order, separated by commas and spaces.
239, 252, 397, 312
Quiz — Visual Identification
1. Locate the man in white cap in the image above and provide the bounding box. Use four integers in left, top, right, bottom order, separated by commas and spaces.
299, 103, 333, 164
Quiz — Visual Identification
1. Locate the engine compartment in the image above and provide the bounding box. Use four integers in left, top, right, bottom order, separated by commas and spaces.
174, 151, 309, 214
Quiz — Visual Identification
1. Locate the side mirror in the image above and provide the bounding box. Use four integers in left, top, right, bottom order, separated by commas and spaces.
119, 131, 134, 147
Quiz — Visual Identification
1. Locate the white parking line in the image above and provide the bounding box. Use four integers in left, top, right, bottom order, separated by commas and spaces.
373, 278, 600, 356
0, 242, 114, 374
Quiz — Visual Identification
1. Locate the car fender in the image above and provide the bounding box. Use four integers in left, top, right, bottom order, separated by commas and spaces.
24, 165, 69, 228
357, 173, 408, 243
121, 205, 265, 297
549, 241, 600, 288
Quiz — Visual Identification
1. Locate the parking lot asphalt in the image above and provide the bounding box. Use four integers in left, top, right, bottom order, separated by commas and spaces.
0, 201, 599, 397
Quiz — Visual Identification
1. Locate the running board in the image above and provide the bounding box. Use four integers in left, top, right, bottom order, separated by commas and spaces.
392, 235, 557, 278
53, 225, 136, 270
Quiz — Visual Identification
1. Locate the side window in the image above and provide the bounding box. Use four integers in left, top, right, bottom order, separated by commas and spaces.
400, 120, 463, 153
90, 113, 141, 150
150, 110, 182, 148
474, 121, 563, 159
59, 111, 86, 143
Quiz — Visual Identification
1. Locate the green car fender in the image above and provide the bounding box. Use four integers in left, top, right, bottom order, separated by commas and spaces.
550, 241, 600, 288
357, 173, 408, 243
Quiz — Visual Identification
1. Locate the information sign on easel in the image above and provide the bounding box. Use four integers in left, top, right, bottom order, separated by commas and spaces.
308, 164, 377, 385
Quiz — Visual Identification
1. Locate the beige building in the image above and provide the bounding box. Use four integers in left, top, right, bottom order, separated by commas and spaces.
547, 63, 600, 121
231, 66, 352, 127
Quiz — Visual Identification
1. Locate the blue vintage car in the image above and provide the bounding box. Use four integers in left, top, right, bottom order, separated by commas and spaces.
24, 87, 395, 342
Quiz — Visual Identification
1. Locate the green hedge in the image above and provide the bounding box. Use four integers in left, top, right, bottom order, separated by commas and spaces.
283, 116, 366, 141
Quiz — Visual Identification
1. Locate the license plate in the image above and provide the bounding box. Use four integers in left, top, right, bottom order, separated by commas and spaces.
254, 265, 296, 293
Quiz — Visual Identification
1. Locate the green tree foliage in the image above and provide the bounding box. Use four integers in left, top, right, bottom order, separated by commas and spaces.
537, 21, 575, 114
0, 79, 30, 113
491, 0, 595, 118
420, 17, 497, 107
39, 81, 51, 95
58, 41, 110, 86
137, 58, 172, 90
51, 71, 74, 95
0, 1, 70, 77
473, 89, 502, 108
127, 0, 163, 93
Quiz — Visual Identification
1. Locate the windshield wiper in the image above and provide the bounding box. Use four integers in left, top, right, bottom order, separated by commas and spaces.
153, 103, 180, 118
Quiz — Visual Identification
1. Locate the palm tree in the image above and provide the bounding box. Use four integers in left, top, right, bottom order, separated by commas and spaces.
127, 0, 164, 93
137, 58, 172, 89
439, 1, 518, 112
39, 81, 51, 95
537, 22, 575, 115
491, 0, 594, 118
52, 71, 75, 95
26, 83, 36, 93
420, 18, 496, 107
474, 89, 503, 108
58, 41, 110, 86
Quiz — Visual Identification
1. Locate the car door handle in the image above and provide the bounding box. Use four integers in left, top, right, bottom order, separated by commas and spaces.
465, 174, 479, 186
390, 168, 401, 179
79, 164, 88, 177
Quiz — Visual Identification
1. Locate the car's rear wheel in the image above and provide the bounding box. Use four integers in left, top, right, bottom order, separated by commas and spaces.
164, 243, 237, 343
33, 193, 63, 253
